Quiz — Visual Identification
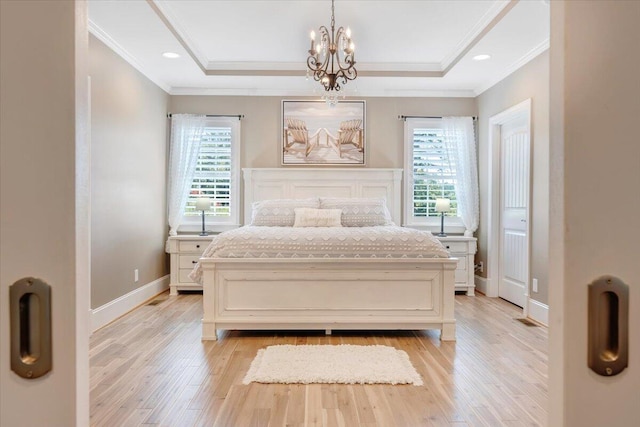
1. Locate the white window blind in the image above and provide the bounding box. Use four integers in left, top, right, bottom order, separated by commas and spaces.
403, 118, 463, 231
412, 126, 458, 217
184, 126, 232, 217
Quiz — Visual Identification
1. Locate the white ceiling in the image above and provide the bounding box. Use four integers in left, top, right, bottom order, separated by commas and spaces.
88, 0, 549, 97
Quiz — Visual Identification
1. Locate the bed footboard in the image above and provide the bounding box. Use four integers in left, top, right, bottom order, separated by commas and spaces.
200, 258, 457, 341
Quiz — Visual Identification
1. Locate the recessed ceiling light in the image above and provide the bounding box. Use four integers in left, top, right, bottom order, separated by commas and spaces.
473, 54, 491, 61
162, 52, 180, 59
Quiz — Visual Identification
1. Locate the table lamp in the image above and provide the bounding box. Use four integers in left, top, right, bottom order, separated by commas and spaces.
195, 197, 212, 236
435, 198, 450, 237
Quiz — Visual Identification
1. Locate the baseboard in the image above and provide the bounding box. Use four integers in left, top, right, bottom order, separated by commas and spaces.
527, 298, 549, 326
91, 274, 169, 332
475, 275, 488, 295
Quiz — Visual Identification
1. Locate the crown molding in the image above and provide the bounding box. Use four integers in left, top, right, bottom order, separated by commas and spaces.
473, 37, 550, 96
441, 0, 515, 70
147, 0, 209, 73
88, 19, 171, 93
168, 86, 476, 98
202, 61, 443, 75
379, 89, 476, 98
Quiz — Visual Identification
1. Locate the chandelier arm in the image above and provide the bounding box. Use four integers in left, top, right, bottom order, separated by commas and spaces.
333, 27, 356, 73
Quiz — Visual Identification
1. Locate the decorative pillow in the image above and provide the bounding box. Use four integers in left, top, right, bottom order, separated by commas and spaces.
319, 197, 393, 227
293, 208, 343, 227
251, 198, 320, 226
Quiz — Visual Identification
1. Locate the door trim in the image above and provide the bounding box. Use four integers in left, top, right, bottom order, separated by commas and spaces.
487, 99, 532, 315
75, 3, 91, 423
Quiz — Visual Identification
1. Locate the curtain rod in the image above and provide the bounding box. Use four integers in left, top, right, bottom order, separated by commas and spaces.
166, 113, 244, 119
398, 115, 477, 121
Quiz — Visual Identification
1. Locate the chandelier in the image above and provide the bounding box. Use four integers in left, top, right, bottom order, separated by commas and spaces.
306, 0, 357, 101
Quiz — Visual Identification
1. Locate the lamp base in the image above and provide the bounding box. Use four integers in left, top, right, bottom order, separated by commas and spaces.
200, 210, 208, 236
437, 212, 447, 237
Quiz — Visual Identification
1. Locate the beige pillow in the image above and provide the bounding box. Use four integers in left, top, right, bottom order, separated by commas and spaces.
319, 197, 394, 226
293, 208, 343, 227
250, 197, 320, 226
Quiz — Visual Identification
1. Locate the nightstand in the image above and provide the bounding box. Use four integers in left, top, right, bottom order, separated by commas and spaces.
436, 236, 477, 296
166, 235, 214, 295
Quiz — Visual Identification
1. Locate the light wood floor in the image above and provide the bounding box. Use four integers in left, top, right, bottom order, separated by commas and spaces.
90, 292, 548, 427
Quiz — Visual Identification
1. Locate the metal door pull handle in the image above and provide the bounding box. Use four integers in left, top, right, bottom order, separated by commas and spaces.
588, 276, 629, 376
10, 277, 52, 379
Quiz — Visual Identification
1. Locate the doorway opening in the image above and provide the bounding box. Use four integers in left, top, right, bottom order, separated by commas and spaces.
486, 99, 532, 316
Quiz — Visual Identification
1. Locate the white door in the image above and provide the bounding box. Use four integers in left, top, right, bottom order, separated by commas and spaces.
0, 1, 89, 425
498, 116, 530, 308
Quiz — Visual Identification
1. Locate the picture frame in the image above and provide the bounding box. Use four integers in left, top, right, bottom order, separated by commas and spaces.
281, 100, 366, 165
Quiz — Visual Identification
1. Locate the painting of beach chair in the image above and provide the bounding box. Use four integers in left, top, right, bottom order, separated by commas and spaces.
283, 118, 321, 157
281, 100, 365, 165
325, 119, 364, 158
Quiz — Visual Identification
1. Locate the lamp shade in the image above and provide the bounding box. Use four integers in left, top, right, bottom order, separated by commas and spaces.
195, 197, 211, 211
435, 198, 451, 213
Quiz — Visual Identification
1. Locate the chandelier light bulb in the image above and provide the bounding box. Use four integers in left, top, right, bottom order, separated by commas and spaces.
346, 27, 351, 38
309, 30, 316, 52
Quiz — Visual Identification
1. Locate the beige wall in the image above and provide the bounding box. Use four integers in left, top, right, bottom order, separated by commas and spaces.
476, 51, 550, 304
169, 96, 476, 169
89, 36, 169, 308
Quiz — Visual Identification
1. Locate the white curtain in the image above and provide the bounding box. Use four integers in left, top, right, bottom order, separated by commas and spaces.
167, 114, 207, 236
442, 116, 479, 237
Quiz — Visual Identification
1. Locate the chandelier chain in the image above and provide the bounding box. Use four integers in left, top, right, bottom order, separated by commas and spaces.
331, 0, 335, 33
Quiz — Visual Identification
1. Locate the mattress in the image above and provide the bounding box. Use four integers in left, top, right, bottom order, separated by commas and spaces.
189, 225, 449, 284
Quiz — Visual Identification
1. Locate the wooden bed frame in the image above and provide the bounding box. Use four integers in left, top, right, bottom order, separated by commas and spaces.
200, 168, 457, 341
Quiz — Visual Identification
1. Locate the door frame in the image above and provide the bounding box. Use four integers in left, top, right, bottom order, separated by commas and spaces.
486, 98, 532, 315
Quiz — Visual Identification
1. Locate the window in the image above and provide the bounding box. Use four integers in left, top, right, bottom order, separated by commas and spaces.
403, 118, 463, 231
182, 117, 240, 231
184, 126, 232, 217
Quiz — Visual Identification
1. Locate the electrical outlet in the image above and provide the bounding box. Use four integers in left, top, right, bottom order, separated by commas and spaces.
532, 278, 538, 293
134, 269, 139, 283
479, 261, 484, 273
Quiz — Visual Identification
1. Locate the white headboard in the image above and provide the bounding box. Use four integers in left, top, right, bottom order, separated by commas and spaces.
243, 168, 403, 225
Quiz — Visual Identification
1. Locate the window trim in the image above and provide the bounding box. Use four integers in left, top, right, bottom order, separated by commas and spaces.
178, 117, 241, 233
403, 118, 465, 234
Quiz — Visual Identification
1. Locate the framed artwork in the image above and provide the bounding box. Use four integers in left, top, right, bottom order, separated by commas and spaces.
281, 100, 366, 165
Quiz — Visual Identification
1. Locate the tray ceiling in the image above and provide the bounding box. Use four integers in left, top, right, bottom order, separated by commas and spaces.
88, 0, 549, 96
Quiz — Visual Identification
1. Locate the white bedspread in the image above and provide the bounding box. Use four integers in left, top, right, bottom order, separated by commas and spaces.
189, 225, 449, 284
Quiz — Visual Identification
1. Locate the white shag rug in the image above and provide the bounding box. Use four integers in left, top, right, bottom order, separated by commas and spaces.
242, 344, 423, 386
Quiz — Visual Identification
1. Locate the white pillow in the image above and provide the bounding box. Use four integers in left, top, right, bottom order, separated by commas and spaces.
293, 208, 343, 227
319, 197, 393, 227
251, 198, 320, 226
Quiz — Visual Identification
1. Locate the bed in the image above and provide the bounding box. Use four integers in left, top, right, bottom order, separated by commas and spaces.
192, 168, 458, 341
